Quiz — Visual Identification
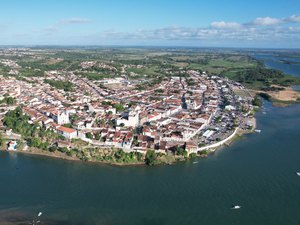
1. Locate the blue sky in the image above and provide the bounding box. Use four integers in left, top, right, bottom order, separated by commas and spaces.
1, 0, 300, 47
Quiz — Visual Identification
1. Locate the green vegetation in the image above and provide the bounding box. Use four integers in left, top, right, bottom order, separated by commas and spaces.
223, 66, 300, 90
199, 150, 209, 155
113, 103, 125, 112
0, 133, 4, 146
0, 96, 16, 105
79, 72, 112, 80
252, 95, 263, 107
44, 79, 74, 92
3, 107, 64, 150
145, 150, 157, 165
174, 146, 188, 157
257, 92, 272, 101
113, 149, 143, 163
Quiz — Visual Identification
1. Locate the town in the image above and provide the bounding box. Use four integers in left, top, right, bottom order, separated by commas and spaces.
0, 48, 256, 165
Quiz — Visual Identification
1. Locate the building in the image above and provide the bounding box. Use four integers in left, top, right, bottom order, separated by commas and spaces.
116, 111, 139, 127
56, 126, 77, 139
7, 141, 17, 151
52, 110, 70, 125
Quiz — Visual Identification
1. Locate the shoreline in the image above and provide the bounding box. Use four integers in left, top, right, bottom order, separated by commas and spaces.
0, 148, 145, 167
250, 86, 300, 106
0, 116, 257, 166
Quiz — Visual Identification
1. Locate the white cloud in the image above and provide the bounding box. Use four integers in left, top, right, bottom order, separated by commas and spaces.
38, 18, 92, 35
91, 22, 300, 46
17, 13, 300, 47
286, 14, 300, 22
210, 21, 241, 29
251, 17, 283, 26
60, 18, 92, 24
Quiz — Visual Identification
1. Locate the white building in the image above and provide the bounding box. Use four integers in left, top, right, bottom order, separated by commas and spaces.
56, 126, 77, 139
117, 111, 139, 127
52, 110, 70, 125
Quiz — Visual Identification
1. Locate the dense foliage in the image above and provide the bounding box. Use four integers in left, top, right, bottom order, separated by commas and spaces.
252, 95, 263, 107
0, 96, 16, 105
44, 79, 74, 92
236, 67, 284, 83
3, 107, 64, 149
145, 150, 157, 165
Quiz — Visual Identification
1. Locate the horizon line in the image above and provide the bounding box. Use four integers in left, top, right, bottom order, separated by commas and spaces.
0, 45, 300, 50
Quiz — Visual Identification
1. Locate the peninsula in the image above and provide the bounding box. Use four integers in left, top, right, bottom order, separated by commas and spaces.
2, 47, 295, 165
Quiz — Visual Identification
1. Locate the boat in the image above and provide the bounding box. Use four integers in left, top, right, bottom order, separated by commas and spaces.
231, 205, 241, 209
192, 161, 198, 164
255, 129, 261, 133
296, 172, 300, 176
31, 212, 43, 225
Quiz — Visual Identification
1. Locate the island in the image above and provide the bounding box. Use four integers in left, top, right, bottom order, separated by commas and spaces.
1, 47, 299, 165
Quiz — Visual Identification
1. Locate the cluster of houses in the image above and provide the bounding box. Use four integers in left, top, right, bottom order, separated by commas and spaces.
0, 55, 254, 155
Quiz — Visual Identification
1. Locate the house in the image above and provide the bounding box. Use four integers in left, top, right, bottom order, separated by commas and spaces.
5, 128, 13, 136
56, 126, 77, 139
7, 141, 17, 151
225, 105, 236, 111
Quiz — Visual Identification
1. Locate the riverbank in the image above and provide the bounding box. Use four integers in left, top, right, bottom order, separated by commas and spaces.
0, 148, 146, 166
250, 86, 300, 106
1, 123, 256, 166
0, 114, 257, 167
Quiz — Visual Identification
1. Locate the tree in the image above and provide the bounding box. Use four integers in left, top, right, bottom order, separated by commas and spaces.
252, 96, 262, 107
145, 150, 157, 166
86, 132, 93, 139
27, 138, 40, 147
0, 133, 3, 146
94, 133, 101, 140
44, 79, 74, 92
175, 146, 187, 157
136, 152, 143, 161
48, 146, 57, 152
113, 103, 125, 112
0, 96, 16, 105
114, 149, 125, 162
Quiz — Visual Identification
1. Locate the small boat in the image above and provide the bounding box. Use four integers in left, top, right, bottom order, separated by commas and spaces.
296, 172, 300, 176
31, 212, 43, 225
193, 161, 199, 164
255, 129, 261, 133
231, 205, 241, 209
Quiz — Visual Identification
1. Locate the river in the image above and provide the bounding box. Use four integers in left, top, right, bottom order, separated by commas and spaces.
252, 52, 300, 77
1, 53, 300, 225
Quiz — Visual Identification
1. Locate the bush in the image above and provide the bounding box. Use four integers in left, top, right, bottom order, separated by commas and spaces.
145, 150, 157, 166
252, 95, 262, 107
48, 146, 57, 152
58, 147, 68, 153
189, 153, 197, 159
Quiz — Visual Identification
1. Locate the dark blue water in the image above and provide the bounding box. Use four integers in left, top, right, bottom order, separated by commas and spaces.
1, 102, 300, 225
253, 53, 300, 77
292, 85, 300, 91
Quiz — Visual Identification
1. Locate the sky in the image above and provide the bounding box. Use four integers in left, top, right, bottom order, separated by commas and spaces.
1, 0, 300, 48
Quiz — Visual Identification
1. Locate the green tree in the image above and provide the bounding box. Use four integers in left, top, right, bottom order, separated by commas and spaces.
86, 132, 93, 139
145, 150, 157, 166
0, 133, 4, 146
48, 146, 57, 152
252, 96, 262, 107
175, 146, 187, 157
113, 103, 125, 112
